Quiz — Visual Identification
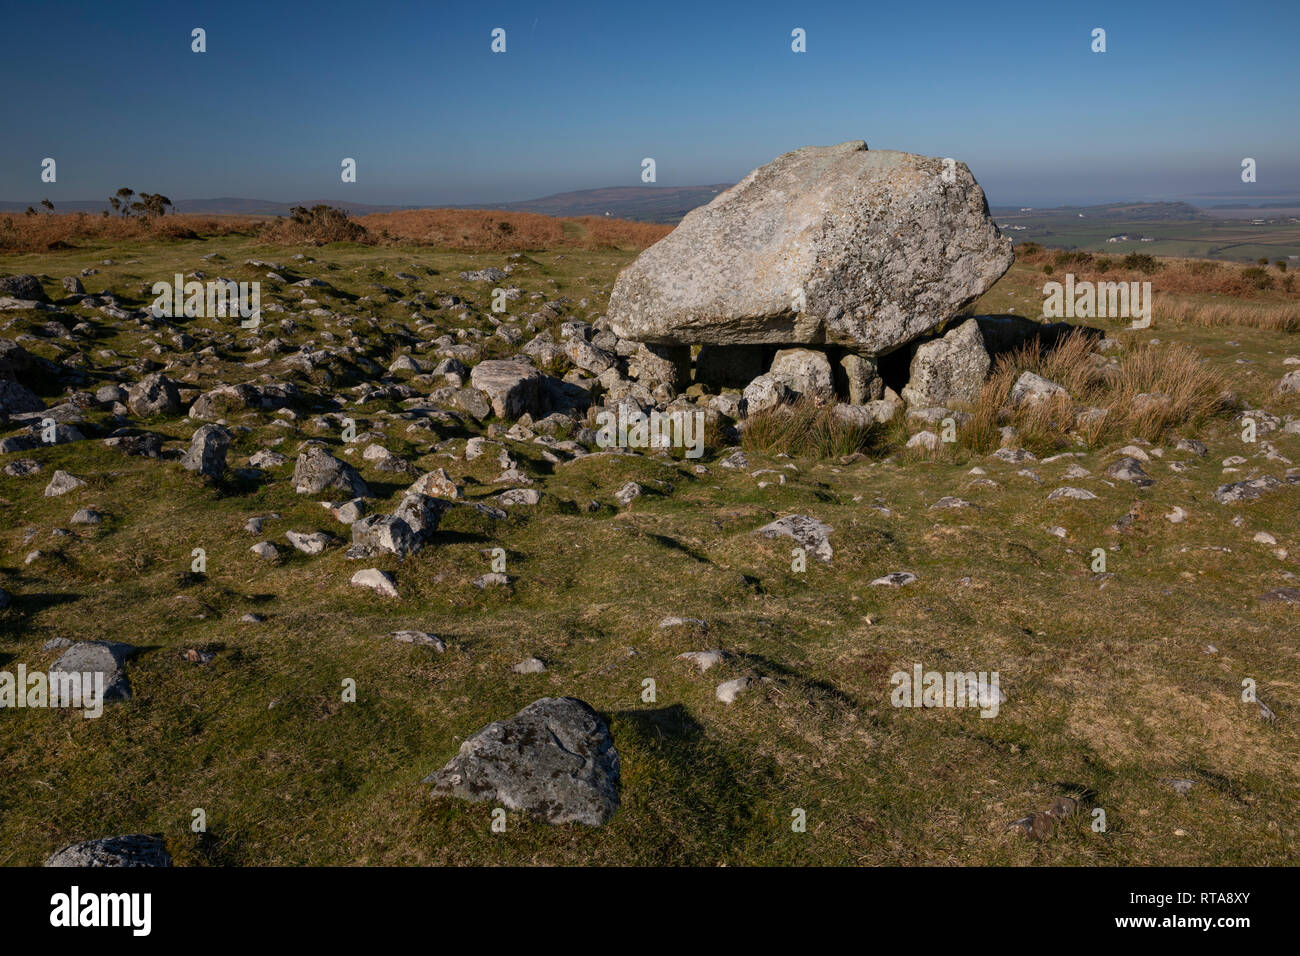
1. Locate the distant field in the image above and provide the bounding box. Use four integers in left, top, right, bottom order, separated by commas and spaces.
997, 210, 1300, 262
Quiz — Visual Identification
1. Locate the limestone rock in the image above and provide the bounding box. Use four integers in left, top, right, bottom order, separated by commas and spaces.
45, 834, 171, 867
757, 514, 833, 563
424, 697, 620, 826
469, 360, 545, 418
900, 318, 990, 408
127, 372, 182, 417
293, 446, 369, 497
181, 424, 231, 478
608, 142, 1011, 353
768, 348, 834, 400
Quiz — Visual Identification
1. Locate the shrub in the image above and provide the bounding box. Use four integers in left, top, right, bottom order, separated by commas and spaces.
264, 205, 370, 245
1241, 266, 1274, 290
1054, 250, 1093, 267
1121, 253, 1160, 274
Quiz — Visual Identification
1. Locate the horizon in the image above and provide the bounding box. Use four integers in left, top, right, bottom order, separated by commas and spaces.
2, 0, 1298, 209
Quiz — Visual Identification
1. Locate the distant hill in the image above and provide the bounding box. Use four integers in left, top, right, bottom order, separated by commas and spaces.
0, 185, 731, 223
992, 201, 1208, 221
462, 185, 732, 223
0, 198, 411, 217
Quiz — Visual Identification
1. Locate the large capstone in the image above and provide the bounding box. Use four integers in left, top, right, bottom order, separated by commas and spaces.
424, 697, 620, 826
608, 141, 1012, 355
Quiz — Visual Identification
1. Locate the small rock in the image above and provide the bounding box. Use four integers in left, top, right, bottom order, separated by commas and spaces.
870, 572, 917, 587
716, 676, 755, 704
389, 631, 446, 651
43, 470, 87, 497
677, 650, 726, 672
351, 568, 399, 598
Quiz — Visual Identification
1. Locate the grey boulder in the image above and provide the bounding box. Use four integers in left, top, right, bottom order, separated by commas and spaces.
469, 360, 546, 418
0, 378, 44, 418
292, 446, 369, 497
900, 318, 991, 408
0, 274, 48, 302
424, 697, 620, 826
757, 514, 834, 563
45, 834, 171, 867
127, 372, 182, 417
50, 640, 136, 701
181, 424, 231, 478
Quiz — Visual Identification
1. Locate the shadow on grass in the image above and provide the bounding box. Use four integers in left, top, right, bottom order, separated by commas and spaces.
608, 703, 780, 863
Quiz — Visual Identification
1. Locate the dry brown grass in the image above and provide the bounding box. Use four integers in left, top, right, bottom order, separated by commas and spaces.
1156, 295, 1300, 332
1015, 244, 1299, 301
358, 208, 672, 251
0, 208, 671, 255
741, 396, 882, 458
0, 212, 263, 253
961, 331, 1230, 453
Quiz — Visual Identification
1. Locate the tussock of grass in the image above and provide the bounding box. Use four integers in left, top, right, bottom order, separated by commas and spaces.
961, 331, 1231, 454
741, 397, 881, 458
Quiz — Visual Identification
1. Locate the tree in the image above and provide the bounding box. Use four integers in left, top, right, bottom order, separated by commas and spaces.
24, 206, 36, 216
40, 198, 54, 214
139, 193, 173, 217
114, 187, 135, 217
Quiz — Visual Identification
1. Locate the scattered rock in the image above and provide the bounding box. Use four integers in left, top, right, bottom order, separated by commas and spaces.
350, 568, 399, 598
45, 834, 171, 868
870, 572, 917, 587
50, 640, 136, 701
423, 697, 620, 826
677, 650, 727, 672
716, 676, 755, 704
43, 470, 87, 497
389, 630, 446, 651
181, 424, 231, 478
293, 446, 370, 497
756, 514, 833, 563
1214, 476, 1282, 505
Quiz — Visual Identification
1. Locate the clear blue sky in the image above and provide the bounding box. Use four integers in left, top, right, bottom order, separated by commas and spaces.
3, 0, 1297, 207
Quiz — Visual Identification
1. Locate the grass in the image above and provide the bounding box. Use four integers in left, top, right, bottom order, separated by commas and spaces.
741, 397, 884, 458
1, 229, 1298, 866
953, 332, 1232, 455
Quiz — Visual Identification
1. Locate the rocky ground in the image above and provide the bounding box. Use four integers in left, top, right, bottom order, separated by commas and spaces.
1, 232, 1298, 866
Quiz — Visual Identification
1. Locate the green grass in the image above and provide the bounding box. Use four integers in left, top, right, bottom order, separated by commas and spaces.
1, 235, 1298, 865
